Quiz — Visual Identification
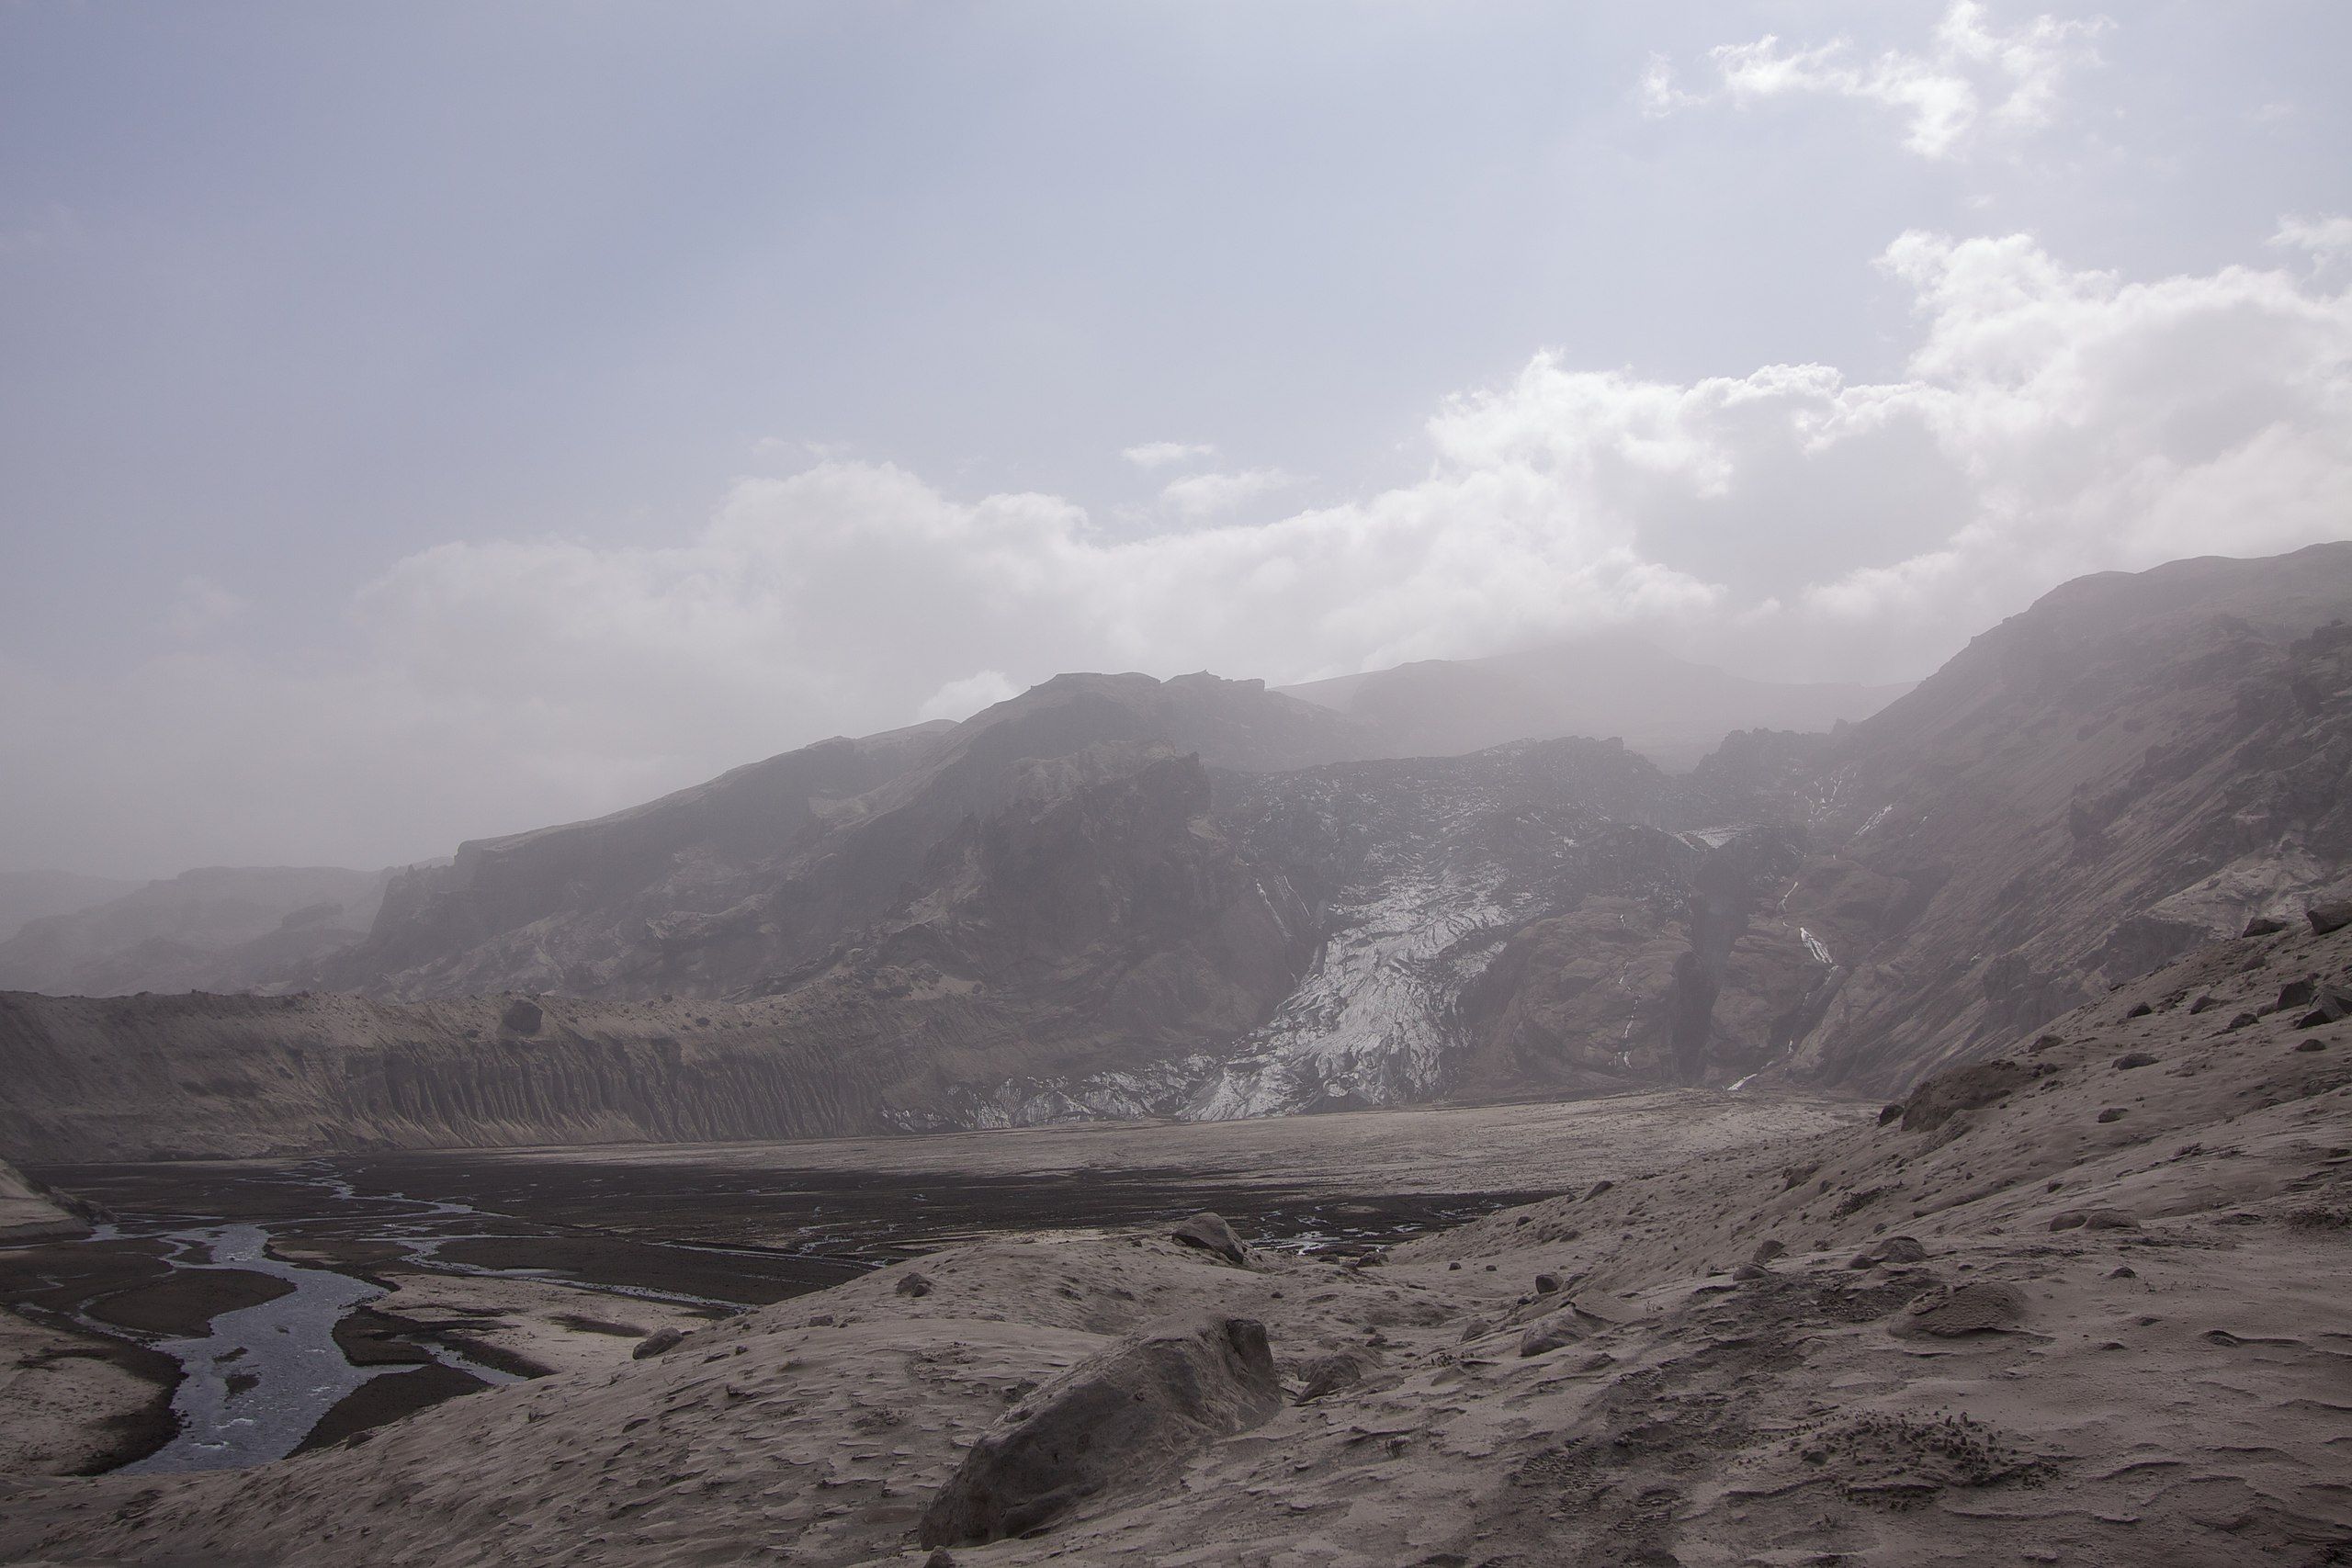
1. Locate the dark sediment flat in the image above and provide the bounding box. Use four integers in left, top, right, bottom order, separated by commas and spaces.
85, 1267, 295, 1336
425, 1232, 871, 1305
296, 1362, 492, 1455
331, 1307, 435, 1367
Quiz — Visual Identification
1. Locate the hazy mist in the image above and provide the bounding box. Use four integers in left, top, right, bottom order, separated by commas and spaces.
3, 2, 2347, 877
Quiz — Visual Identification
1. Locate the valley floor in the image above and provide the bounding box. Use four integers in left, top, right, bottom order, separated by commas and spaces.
0, 919, 2346, 1566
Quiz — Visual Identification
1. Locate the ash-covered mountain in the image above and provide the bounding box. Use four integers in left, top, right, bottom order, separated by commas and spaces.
0, 546, 2347, 1159
0, 864, 397, 998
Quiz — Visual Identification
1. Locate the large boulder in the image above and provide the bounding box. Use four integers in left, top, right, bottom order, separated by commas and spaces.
1169, 1212, 1250, 1267
919, 1314, 1281, 1547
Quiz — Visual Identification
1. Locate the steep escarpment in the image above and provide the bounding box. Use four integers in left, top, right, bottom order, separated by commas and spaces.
1781, 543, 2352, 1092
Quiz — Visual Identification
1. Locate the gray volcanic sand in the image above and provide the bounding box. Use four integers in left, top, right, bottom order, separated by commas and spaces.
0, 921, 2345, 1565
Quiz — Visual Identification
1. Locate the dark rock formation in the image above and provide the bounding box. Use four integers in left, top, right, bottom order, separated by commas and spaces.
1169, 1213, 1249, 1267
918, 1314, 1281, 1546
1897, 1061, 2034, 1133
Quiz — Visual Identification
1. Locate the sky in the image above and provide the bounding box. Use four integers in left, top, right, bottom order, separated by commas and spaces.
2, 1, 2347, 878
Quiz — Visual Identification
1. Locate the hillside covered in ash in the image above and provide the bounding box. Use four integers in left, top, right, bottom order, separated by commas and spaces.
2, 545, 2350, 1158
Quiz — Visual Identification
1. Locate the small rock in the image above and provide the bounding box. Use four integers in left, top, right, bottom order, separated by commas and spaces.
1585, 1179, 1614, 1201
2113, 1052, 2158, 1070
1519, 1307, 1607, 1358
1170, 1212, 1250, 1267
1458, 1319, 1491, 1343
2225, 1012, 2260, 1031
1751, 1238, 1788, 1265
1877, 1102, 1905, 1126
1875, 1235, 1928, 1263
2097, 1108, 2129, 1124
2276, 978, 2319, 1011
2052, 1208, 2137, 1232
2296, 990, 2351, 1026
2125, 1002, 2154, 1019
1294, 1349, 1374, 1404
1533, 1272, 1563, 1295
1902, 1280, 2027, 1337
2243, 915, 2288, 938
807, 1313, 836, 1327
896, 1271, 934, 1298
2306, 900, 2352, 937
925, 1552, 957, 1568
2031, 1032, 2067, 1052
1733, 1263, 1769, 1281
631, 1327, 684, 1359
2109, 1266, 2137, 1280
2188, 996, 2220, 1015
1448, 1260, 1462, 1271
2296, 1038, 2327, 1053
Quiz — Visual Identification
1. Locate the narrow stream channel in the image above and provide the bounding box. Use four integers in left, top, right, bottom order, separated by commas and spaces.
115, 1221, 526, 1475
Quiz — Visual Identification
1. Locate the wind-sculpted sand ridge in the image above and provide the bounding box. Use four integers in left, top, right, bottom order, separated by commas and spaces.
0, 914, 2344, 1564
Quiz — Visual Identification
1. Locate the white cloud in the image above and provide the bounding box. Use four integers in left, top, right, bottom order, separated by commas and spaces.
2270, 213, 2352, 269
6, 222, 2346, 874
1645, 2, 2109, 159
915, 670, 1020, 725
1158, 468, 1299, 521
164, 575, 248, 638
1121, 441, 1216, 469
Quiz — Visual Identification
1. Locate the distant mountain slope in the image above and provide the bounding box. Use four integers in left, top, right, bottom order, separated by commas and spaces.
329, 673, 1369, 1001
0, 871, 139, 945
1282, 635, 1909, 769
0, 865, 393, 998
2, 546, 2347, 1157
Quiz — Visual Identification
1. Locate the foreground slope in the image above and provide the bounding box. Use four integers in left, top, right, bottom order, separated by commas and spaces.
1, 915, 2343, 1566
